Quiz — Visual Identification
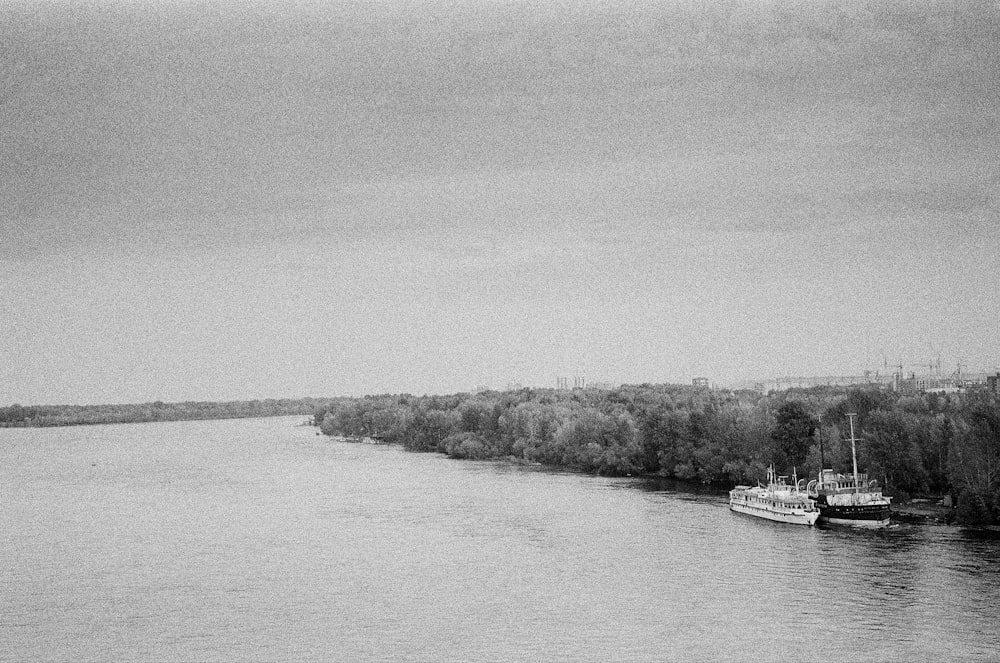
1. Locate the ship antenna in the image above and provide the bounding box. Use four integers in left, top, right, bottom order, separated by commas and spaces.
847, 413, 860, 492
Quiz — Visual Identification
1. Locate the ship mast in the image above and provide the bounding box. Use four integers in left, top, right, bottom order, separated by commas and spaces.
847, 412, 860, 492
817, 414, 825, 470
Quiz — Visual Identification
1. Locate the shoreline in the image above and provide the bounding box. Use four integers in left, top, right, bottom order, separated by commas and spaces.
893, 499, 955, 524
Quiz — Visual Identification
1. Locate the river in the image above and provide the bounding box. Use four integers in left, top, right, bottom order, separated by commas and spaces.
2, 416, 998, 661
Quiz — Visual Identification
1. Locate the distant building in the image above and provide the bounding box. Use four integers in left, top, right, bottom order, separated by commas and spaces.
988, 373, 1000, 395
692, 377, 710, 388
898, 374, 966, 395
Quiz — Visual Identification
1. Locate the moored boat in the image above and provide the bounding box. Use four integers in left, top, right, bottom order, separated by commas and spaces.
807, 413, 891, 528
730, 466, 820, 526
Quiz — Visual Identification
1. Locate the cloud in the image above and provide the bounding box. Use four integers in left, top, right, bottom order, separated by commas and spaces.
2, 0, 997, 259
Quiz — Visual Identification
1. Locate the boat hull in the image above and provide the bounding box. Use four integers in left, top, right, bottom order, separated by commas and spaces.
730, 500, 820, 526
817, 503, 891, 528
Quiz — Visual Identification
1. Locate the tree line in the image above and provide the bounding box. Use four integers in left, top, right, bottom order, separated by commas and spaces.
0, 398, 326, 427
313, 384, 1000, 526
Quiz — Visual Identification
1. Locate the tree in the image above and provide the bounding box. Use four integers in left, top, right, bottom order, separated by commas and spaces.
949, 400, 1000, 526
771, 401, 817, 474
863, 410, 929, 500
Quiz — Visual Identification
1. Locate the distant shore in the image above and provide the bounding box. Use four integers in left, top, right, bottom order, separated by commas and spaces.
0, 398, 327, 428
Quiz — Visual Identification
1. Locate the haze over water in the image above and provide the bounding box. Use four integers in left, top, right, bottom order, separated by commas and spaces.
3, 417, 998, 661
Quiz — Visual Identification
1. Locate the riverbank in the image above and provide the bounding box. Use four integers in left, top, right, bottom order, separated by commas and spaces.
893, 499, 956, 524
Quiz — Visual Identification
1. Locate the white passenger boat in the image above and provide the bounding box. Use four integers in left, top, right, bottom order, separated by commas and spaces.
730, 466, 820, 526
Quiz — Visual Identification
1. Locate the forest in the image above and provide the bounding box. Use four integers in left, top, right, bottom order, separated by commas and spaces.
313, 384, 1000, 527
0, 398, 325, 427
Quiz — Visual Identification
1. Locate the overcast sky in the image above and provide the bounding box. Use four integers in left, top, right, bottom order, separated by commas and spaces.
2, 0, 998, 405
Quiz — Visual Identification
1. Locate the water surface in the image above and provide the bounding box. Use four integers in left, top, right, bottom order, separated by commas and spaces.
2, 417, 998, 661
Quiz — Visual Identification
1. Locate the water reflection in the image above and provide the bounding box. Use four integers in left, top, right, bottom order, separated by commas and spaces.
639, 474, 730, 498
957, 527, 1000, 542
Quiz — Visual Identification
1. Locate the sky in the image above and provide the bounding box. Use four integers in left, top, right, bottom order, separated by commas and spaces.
2, 0, 998, 405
